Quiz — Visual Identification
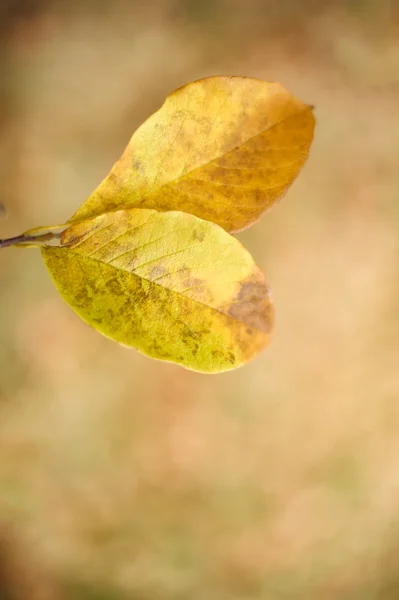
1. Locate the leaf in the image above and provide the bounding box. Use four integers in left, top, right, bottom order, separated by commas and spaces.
41, 208, 274, 373
70, 76, 315, 232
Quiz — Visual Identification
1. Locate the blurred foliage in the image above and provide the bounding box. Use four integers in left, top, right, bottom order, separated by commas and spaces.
65, 582, 126, 600
0, 0, 398, 599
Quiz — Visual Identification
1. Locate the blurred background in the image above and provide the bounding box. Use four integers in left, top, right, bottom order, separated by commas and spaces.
0, 0, 398, 598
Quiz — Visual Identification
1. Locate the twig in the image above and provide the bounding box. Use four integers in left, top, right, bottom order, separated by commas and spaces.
0, 232, 55, 249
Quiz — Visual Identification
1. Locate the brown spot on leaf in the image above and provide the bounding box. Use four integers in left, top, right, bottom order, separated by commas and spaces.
191, 229, 205, 242
105, 277, 124, 296
149, 263, 168, 279
228, 271, 273, 333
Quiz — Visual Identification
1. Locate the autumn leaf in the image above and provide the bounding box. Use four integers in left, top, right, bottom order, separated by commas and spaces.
41, 208, 273, 373
70, 76, 315, 232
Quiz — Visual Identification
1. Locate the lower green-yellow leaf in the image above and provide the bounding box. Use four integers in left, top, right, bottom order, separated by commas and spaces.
41, 208, 274, 373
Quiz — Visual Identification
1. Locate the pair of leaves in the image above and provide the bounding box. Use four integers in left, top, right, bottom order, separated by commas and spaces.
10, 77, 315, 372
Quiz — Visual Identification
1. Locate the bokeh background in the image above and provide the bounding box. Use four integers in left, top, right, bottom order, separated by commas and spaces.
0, 1, 398, 598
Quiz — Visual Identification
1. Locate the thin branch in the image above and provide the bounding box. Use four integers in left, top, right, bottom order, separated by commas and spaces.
0, 232, 56, 249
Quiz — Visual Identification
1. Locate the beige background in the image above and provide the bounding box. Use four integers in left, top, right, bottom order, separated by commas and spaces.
0, 1, 398, 598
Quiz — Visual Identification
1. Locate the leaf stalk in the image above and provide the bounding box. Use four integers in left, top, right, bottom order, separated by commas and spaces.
0, 232, 56, 249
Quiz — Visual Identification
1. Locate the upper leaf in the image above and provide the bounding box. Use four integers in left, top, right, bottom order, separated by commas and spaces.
70, 76, 315, 232
42, 208, 274, 373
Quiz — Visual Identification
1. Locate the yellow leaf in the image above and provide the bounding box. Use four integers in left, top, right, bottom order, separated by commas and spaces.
70, 76, 315, 232
42, 208, 274, 373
